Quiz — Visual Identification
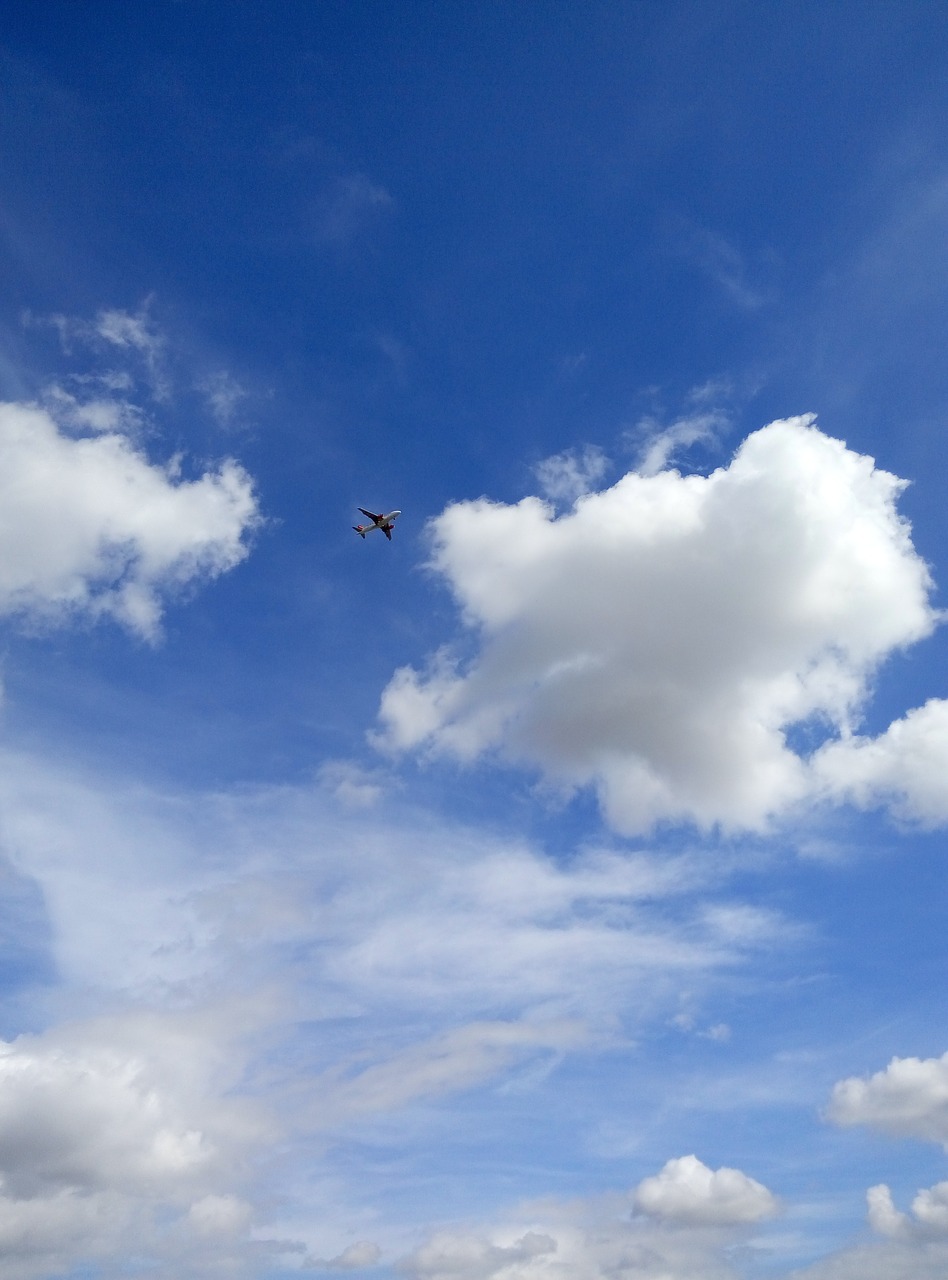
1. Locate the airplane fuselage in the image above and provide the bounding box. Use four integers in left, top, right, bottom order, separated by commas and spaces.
353, 509, 401, 540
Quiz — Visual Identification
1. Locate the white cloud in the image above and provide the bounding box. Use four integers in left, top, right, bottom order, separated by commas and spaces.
96, 305, 159, 352
828, 1051, 948, 1146
533, 444, 609, 504
316, 759, 388, 809
868, 1179, 948, 1240
633, 410, 724, 477
0, 399, 259, 639
317, 1020, 586, 1122
633, 1155, 778, 1225
377, 416, 937, 833
311, 1239, 383, 1269
0, 1012, 271, 1200
791, 1237, 948, 1280
793, 1181, 948, 1280
408, 1229, 555, 1279
0, 743, 801, 1277
0, 740, 784, 1036
401, 1185, 779, 1280
34, 302, 170, 401
0, 1011, 283, 1280
199, 369, 248, 426
866, 1183, 909, 1237
911, 1182, 948, 1234
94, 303, 169, 399
187, 1193, 255, 1237
814, 698, 948, 826
42, 383, 145, 434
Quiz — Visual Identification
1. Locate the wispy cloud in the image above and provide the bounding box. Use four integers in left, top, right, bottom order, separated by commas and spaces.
632, 409, 725, 476
533, 444, 610, 505
197, 369, 248, 427
27, 300, 171, 401
671, 217, 774, 311
23, 304, 254, 433
312, 174, 394, 246
0, 733, 803, 1272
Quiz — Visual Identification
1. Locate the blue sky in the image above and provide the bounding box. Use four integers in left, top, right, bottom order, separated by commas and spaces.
3, 3, 948, 1277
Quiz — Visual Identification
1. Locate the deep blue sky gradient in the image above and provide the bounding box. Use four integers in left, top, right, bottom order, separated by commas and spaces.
3, 5, 948, 1277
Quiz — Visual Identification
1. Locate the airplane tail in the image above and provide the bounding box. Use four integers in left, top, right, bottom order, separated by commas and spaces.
353, 526, 366, 538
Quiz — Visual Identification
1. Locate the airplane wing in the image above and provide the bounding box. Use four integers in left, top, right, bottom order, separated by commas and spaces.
359, 508, 383, 522
383, 525, 392, 540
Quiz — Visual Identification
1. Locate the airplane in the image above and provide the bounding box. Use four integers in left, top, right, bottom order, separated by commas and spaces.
353, 508, 401, 540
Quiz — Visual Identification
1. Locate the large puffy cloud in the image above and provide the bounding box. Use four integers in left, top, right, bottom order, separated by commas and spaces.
376, 416, 938, 833
0, 1012, 285, 1280
632, 1155, 778, 1225
827, 1051, 948, 1146
0, 400, 259, 639
0, 1015, 268, 1199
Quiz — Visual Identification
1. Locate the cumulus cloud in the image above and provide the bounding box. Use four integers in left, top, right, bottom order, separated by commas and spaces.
633, 1155, 778, 1225
377, 416, 938, 833
401, 1184, 778, 1280
867, 1180, 948, 1239
0, 1012, 283, 1280
911, 1182, 948, 1234
814, 698, 948, 826
0, 1013, 270, 1200
0, 399, 259, 639
828, 1051, 948, 1146
867, 1183, 909, 1237
795, 1179, 948, 1280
